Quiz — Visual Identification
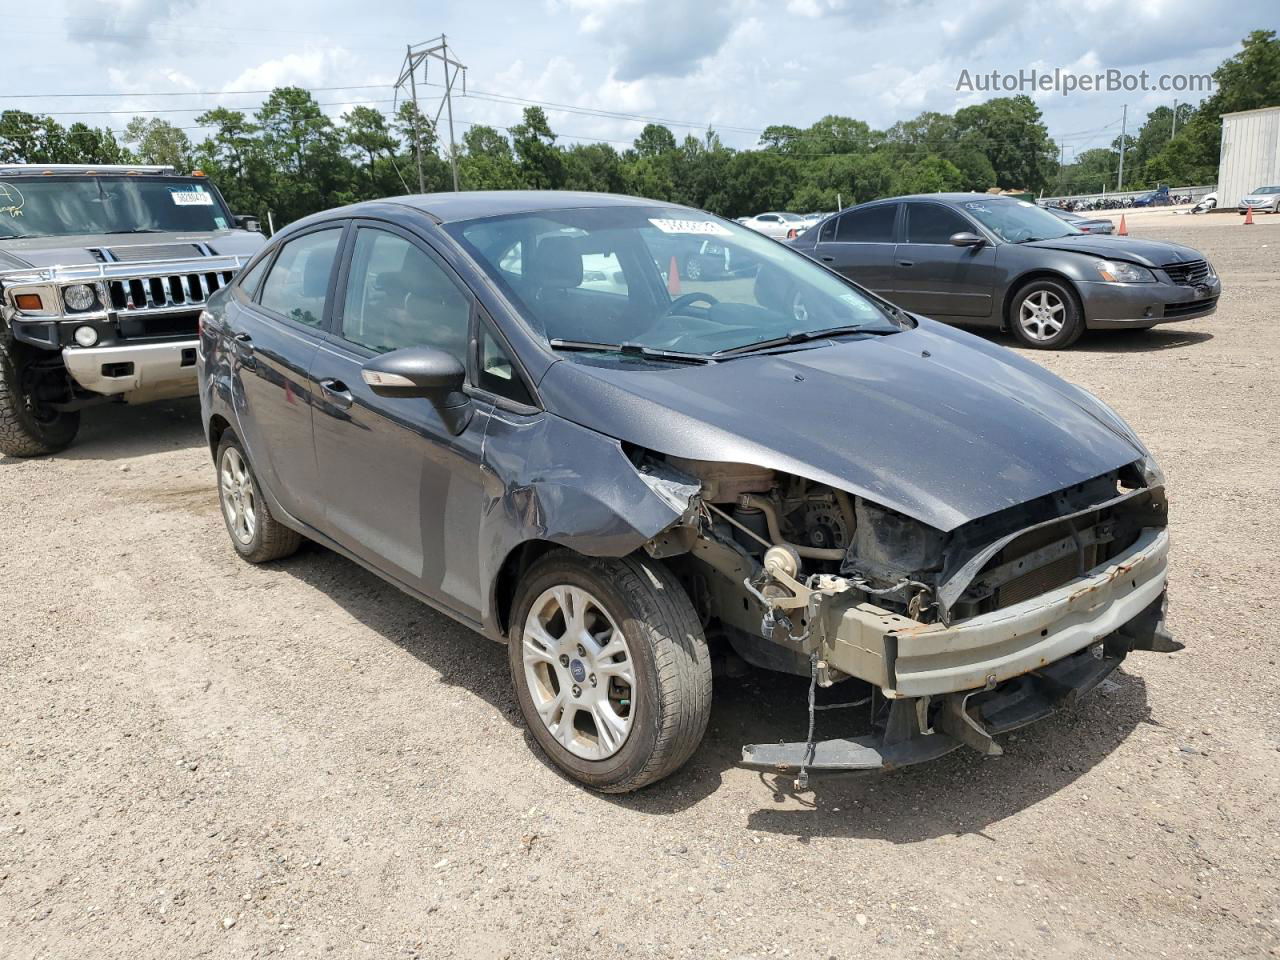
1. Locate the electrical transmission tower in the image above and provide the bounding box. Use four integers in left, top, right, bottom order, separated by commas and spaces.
395, 35, 467, 192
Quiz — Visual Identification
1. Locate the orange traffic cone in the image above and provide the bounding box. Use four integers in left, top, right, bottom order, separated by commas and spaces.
1117, 214, 1128, 236
667, 255, 681, 295
1244, 205, 1254, 225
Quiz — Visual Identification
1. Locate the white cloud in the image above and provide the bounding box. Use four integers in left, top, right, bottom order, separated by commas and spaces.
223, 49, 358, 93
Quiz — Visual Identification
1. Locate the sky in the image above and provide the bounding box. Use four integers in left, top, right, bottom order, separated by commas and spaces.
4, 0, 1276, 160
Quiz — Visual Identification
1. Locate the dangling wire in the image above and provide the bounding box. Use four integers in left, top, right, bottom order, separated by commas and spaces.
795, 651, 819, 791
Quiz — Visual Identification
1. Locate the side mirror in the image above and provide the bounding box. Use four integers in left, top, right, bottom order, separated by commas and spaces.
950, 231, 986, 248
360, 346, 473, 434
234, 214, 261, 232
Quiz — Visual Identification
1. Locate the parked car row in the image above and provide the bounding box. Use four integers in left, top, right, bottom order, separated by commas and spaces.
4, 180, 1189, 795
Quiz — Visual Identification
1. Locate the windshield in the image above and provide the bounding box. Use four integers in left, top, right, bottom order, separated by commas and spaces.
960, 198, 1081, 243
447, 205, 902, 357
0, 176, 233, 239
1251, 186, 1280, 194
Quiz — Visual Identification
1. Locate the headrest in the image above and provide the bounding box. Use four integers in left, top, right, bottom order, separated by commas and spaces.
753, 264, 792, 314
529, 235, 583, 289
301, 248, 332, 297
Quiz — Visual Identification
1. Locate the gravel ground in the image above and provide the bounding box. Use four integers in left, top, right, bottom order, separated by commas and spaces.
3, 215, 1278, 960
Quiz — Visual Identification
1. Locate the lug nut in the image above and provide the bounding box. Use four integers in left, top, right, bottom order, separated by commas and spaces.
571, 684, 582, 698
577, 644, 586, 657
559, 654, 570, 667
589, 674, 597, 687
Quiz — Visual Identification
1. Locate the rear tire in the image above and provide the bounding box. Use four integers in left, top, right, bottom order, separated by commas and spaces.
508, 550, 712, 793
215, 434, 302, 563
0, 339, 79, 457
1008, 278, 1084, 350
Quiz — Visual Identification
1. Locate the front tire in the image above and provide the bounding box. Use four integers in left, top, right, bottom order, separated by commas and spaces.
0, 339, 80, 457
1009, 278, 1084, 350
215, 434, 302, 563
509, 551, 712, 793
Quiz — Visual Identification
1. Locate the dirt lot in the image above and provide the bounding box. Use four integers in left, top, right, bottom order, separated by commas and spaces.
3, 215, 1279, 959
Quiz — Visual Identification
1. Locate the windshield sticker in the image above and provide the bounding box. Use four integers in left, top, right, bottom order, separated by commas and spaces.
214, 215, 228, 229
0, 182, 25, 219
648, 218, 732, 237
171, 188, 213, 206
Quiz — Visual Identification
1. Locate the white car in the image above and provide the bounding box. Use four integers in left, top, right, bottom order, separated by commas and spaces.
740, 211, 806, 240
1238, 186, 1280, 214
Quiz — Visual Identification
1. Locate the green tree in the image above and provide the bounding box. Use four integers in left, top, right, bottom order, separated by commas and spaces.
510, 107, 562, 190
632, 123, 677, 158
954, 96, 1055, 191
122, 117, 193, 170
254, 87, 350, 221
342, 105, 397, 179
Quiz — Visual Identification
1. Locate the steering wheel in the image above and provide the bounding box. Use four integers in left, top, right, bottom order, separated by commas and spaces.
1005, 227, 1033, 243
665, 292, 719, 315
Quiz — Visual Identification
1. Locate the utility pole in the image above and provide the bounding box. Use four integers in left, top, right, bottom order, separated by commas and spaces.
1171, 99, 1178, 139
395, 35, 467, 192
1117, 104, 1127, 192
405, 44, 425, 192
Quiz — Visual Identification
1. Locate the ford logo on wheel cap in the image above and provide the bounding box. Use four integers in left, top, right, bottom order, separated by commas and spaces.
570, 659, 587, 683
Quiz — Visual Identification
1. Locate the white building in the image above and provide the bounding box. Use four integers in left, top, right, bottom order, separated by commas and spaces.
1217, 106, 1280, 209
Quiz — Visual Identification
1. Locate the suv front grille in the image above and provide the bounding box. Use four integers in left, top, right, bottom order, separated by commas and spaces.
1161, 259, 1210, 285
107, 270, 236, 313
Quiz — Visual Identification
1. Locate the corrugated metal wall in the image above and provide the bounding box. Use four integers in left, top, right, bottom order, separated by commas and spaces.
1218, 106, 1280, 208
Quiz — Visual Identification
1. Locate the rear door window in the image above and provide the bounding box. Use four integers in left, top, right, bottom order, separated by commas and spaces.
257, 228, 343, 328
834, 204, 897, 242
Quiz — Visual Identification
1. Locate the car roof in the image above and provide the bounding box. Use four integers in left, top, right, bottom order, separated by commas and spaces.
384, 190, 685, 223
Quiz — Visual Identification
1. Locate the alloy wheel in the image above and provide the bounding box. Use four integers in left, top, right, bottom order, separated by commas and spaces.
521, 585, 634, 761
219, 446, 257, 545
1018, 289, 1065, 341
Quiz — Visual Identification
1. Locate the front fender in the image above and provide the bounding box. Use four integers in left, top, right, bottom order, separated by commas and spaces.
477, 409, 698, 637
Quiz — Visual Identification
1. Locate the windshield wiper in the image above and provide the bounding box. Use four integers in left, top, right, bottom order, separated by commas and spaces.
713, 323, 894, 357
104, 228, 167, 235
548, 338, 714, 365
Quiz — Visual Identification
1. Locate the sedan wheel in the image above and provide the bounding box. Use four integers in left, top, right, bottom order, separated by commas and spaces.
521, 585, 634, 760
220, 446, 258, 546
1010, 279, 1084, 350
1019, 290, 1065, 341
508, 551, 712, 793
214, 434, 303, 563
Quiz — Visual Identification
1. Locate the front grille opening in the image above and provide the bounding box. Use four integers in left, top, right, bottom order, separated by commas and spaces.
1162, 259, 1210, 285
118, 309, 201, 340
101, 362, 134, 378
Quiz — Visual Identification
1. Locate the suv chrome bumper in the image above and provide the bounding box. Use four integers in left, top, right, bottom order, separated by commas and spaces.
62, 339, 198, 399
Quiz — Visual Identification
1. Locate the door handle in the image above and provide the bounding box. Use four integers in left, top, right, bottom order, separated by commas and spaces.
820, 256, 835, 262
319, 378, 353, 409
231, 331, 256, 369
897, 259, 914, 267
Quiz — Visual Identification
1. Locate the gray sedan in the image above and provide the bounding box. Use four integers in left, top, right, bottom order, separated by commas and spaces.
789, 194, 1219, 349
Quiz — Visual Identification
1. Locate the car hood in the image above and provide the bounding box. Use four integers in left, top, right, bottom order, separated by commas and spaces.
1022, 233, 1202, 268
536, 318, 1146, 532
0, 229, 264, 272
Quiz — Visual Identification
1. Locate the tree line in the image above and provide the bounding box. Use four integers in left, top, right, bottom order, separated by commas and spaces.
1, 29, 1274, 227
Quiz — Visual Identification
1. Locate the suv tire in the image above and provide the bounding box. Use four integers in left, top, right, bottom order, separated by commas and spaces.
0, 339, 79, 457
509, 550, 712, 793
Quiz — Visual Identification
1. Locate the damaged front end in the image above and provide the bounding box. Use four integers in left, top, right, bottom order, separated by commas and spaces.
640, 455, 1177, 781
